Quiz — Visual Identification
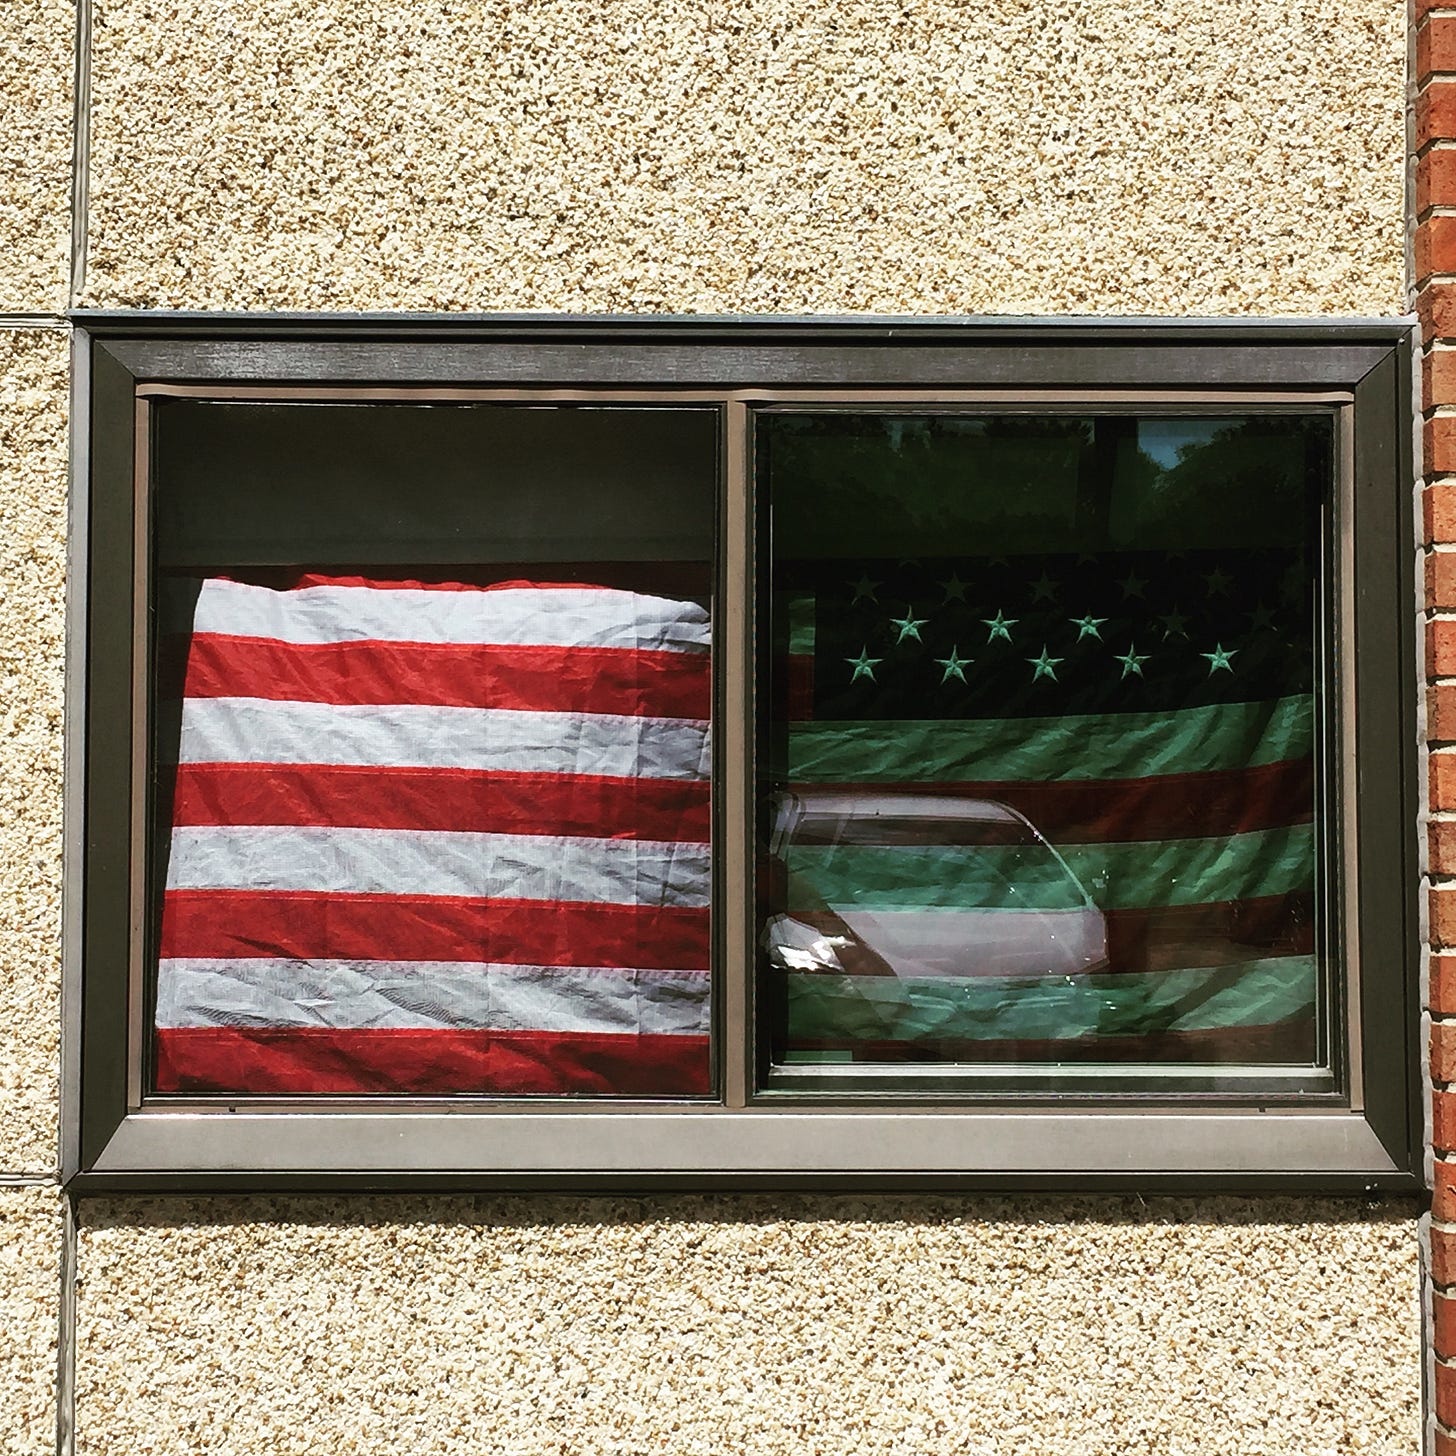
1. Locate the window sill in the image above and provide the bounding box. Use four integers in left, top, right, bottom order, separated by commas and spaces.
68, 1104, 1416, 1193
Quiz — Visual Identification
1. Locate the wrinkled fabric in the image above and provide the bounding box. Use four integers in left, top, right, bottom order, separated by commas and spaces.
153, 573, 712, 1097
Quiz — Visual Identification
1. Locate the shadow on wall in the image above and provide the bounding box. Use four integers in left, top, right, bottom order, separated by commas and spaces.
78, 1192, 1422, 1235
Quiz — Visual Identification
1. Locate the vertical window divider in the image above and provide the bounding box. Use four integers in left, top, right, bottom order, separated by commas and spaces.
1337, 400, 1364, 1111
125, 393, 153, 1113
719, 397, 754, 1109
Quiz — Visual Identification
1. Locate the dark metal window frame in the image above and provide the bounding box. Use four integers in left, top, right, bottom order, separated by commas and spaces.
63, 313, 1420, 1191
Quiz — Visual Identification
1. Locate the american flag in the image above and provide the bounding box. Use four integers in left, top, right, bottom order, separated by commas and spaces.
769, 546, 1319, 1067
151, 571, 713, 1097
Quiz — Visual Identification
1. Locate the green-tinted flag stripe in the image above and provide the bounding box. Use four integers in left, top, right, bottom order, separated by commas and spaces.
782, 955, 1315, 1044
784, 849, 1088, 911
787, 695, 1312, 783
786, 823, 1313, 913
788, 596, 816, 656
1059, 827, 1312, 910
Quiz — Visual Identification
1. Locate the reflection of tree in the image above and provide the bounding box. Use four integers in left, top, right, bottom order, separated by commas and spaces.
770, 414, 1091, 561
1113, 417, 1328, 548
769, 413, 1329, 563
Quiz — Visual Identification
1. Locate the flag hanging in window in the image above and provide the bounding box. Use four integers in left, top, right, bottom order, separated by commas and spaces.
767, 546, 1318, 1068
151, 572, 713, 1097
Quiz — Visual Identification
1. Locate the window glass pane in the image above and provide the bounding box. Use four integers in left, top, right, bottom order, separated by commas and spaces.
759, 412, 1331, 1077
154, 401, 716, 566
148, 402, 716, 1098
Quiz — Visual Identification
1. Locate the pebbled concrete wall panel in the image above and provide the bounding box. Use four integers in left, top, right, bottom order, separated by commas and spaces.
0, 1, 73, 313
0, 1186, 61, 1456
0, 329, 67, 1175
74, 1195, 1420, 1456
84, 0, 1407, 317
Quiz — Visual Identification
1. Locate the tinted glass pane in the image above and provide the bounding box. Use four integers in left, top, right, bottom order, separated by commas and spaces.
759, 412, 1331, 1075
155, 401, 715, 565
148, 402, 716, 1098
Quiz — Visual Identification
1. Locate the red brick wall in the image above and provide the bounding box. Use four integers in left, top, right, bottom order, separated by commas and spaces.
1422, 8, 1456, 1451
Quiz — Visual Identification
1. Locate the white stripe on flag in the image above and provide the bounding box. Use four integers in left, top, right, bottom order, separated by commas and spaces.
156, 959, 710, 1035
175, 698, 711, 780
165, 825, 713, 908
182, 579, 711, 653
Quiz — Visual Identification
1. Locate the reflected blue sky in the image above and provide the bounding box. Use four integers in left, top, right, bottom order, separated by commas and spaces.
1137, 418, 1228, 469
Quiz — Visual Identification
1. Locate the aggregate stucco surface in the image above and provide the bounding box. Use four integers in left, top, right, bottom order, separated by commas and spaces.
0, 1186, 60, 1456
19, 7, 1427, 1454
0, 1, 72, 312
0, 330, 67, 1174
74, 1195, 1420, 1456
84, 0, 1407, 316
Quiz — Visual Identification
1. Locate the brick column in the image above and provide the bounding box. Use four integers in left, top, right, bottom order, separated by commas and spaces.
1421, 5, 1456, 1452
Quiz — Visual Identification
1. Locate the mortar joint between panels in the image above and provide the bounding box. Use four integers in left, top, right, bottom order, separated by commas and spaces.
0, 313, 68, 329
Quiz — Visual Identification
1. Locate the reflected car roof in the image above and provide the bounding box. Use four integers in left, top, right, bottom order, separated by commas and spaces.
789, 792, 1027, 824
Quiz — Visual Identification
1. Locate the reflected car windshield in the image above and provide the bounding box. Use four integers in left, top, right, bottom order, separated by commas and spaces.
786, 812, 1092, 912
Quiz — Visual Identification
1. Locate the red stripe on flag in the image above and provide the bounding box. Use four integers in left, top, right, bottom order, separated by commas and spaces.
786, 654, 815, 721
175, 634, 711, 718
154, 1026, 710, 1096
1104, 894, 1315, 974
792, 757, 1312, 845
167, 764, 712, 841
785, 1017, 1316, 1068
158, 890, 712, 971
170, 565, 713, 596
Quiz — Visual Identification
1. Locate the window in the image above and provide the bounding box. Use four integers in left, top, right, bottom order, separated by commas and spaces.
148, 401, 717, 1100
758, 410, 1332, 1090
65, 316, 1419, 1189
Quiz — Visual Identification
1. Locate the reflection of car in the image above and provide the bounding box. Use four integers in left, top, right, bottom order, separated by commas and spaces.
763, 790, 1107, 980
